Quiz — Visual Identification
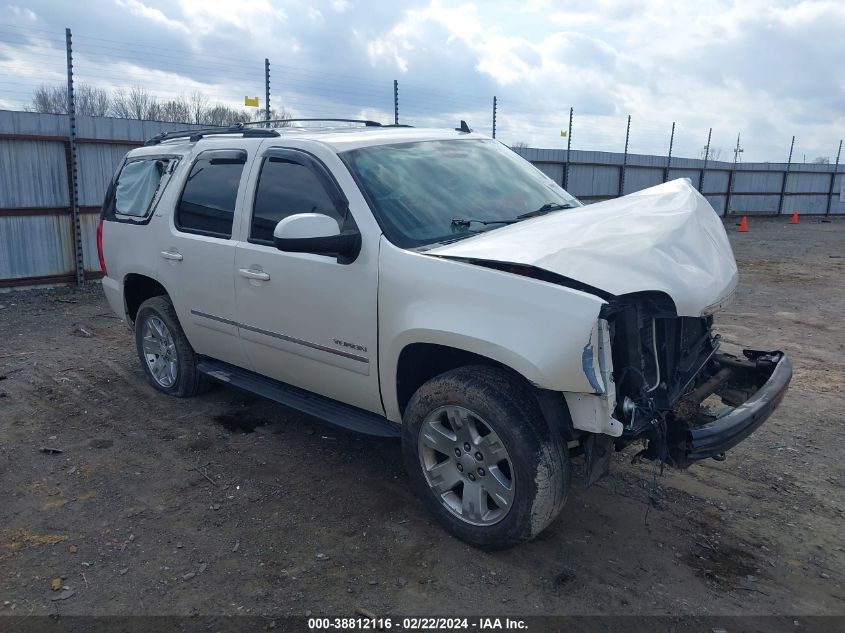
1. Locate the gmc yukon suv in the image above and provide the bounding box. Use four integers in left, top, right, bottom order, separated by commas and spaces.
98, 120, 792, 549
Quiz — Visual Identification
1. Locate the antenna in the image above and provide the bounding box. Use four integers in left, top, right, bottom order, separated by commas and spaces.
733, 133, 744, 163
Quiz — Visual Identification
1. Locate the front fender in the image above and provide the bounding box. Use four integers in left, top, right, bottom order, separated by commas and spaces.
378, 238, 607, 422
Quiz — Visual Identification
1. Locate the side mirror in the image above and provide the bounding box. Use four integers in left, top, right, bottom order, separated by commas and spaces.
273, 213, 361, 263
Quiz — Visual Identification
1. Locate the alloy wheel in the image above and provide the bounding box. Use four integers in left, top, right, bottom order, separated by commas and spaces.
141, 315, 178, 388
418, 405, 514, 526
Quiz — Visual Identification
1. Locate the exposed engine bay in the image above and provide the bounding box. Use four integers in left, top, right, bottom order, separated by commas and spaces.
600, 293, 791, 468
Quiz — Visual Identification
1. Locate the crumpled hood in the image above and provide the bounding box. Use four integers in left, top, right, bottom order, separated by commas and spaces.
427, 179, 738, 317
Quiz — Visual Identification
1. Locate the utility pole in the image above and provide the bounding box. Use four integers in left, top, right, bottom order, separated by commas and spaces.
563, 107, 573, 190
665, 121, 675, 183
778, 135, 794, 215
826, 140, 842, 216
734, 133, 744, 163
492, 96, 497, 139
264, 58, 270, 127
726, 132, 743, 218
393, 80, 399, 125
699, 127, 712, 192
65, 27, 84, 288
619, 114, 630, 197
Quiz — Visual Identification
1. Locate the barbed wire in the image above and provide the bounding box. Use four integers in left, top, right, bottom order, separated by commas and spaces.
0, 22, 839, 161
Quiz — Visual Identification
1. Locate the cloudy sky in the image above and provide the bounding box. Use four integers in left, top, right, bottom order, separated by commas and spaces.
1, 0, 842, 162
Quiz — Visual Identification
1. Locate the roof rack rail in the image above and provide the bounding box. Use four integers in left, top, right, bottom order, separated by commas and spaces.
242, 118, 384, 128
144, 123, 279, 146
144, 118, 414, 146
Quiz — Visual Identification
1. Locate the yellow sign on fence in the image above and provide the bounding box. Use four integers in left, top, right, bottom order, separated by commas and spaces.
244, 96, 260, 107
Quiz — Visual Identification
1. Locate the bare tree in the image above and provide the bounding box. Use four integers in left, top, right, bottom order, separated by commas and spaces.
75, 85, 111, 117
511, 141, 529, 150
129, 86, 156, 120
109, 89, 130, 118
812, 156, 830, 164
26, 84, 67, 114
111, 86, 159, 120
158, 97, 192, 123
27, 83, 110, 116
203, 105, 292, 127
187, 91, 209, 125
205, 104, 245, 126
26, 83, 291, 127
265, 107, 292, 127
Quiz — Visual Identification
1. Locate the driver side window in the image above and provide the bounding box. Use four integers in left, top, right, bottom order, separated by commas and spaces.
250, 157, 343, 244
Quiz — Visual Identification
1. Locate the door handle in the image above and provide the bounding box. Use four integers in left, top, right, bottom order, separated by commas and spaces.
239, 268, 270, 281
160, 250, 183, 261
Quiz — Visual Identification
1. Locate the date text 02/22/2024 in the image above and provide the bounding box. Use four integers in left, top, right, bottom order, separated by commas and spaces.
307, 617, 528, 630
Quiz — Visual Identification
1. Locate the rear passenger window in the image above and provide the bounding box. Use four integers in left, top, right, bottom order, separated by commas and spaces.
114, 158, 170, 219
250, 158, 343, 244
176, 150, 246, 238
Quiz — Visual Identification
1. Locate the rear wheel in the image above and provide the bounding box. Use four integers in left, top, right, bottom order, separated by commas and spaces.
402, 365, 569, 549
135, 296, 207, 398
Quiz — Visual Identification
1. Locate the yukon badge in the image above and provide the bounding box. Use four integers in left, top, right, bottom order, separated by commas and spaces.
333, 339, 368, 353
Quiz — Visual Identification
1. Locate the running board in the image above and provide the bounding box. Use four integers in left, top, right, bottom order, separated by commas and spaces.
197, 359, 400, 438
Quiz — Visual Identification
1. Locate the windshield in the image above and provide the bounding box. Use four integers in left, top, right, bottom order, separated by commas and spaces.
341, 139, 581, 248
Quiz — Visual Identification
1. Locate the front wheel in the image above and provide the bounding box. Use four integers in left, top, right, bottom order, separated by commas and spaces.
134, 295, 207, 398
402, 365, 569, 549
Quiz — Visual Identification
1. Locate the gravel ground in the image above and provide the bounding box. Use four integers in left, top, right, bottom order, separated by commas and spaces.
0, 217, 843, 619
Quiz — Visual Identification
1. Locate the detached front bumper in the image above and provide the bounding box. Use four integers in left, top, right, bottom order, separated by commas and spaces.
683, 350, 792, 464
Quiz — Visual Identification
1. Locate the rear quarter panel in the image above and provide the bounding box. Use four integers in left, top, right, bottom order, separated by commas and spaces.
100, 150, 187, 323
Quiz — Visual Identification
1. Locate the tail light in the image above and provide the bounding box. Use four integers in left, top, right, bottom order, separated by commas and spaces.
96, 218, 107, 277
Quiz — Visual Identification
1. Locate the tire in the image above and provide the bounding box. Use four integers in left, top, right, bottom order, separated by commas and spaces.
134, 295, 208, 398
402, 365, 569, 549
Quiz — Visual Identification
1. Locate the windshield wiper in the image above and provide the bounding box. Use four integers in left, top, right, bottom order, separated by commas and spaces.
450, 202, 576, 231
450, 217, 516, 228
515, 202, 576, 220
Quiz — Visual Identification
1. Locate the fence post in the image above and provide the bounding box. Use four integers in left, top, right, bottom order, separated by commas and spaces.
618, 114, 630, 197
65, 27, 84, 288
492, 96, 497, 139
726, 133, 741, 216
563, 107, 573, 190
826, 140, 842, 216
778, 135, 795, 215
264, 58, 270, 126
664, 121, 675, 183
393, 80, 399, 125
699, 127, 712, 191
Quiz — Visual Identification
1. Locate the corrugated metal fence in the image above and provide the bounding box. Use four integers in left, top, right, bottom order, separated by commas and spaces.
1, 110, 843, 289
0, 110, 206, 288
515, 147, 845, 216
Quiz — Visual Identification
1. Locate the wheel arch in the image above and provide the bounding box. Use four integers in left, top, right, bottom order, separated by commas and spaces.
123, 273, 171, 324
392, 341, 577, 442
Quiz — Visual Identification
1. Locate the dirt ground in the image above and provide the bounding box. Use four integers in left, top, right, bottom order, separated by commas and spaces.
0, 217, 843, 619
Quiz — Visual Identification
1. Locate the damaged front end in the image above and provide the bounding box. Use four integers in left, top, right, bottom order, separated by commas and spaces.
600, 293, 792, 468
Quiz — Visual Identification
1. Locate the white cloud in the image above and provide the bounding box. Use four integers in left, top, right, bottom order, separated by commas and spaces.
1, 0, 841, 161
7, 5, 38, 21
115, 0, 190, 33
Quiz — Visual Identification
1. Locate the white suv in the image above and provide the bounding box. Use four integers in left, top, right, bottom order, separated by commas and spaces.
98, 120, 791, 549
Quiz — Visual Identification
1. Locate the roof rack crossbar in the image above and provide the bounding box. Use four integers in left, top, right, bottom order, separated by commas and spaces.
144, 117, 413, 145
144, 123, 279, 146
241, 118, 383, 128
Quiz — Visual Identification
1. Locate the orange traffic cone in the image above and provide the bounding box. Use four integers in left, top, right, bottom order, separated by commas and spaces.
739, 216, 748, 233
791, 211, 799, 224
